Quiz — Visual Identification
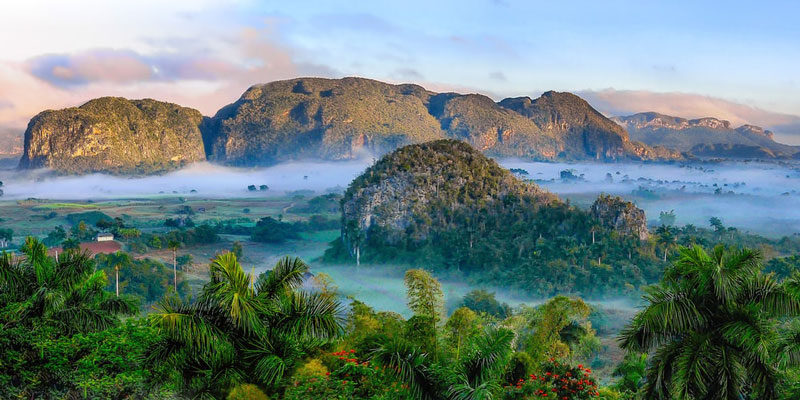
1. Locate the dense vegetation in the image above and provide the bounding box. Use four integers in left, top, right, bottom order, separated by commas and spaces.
2, 237, 800, 399
327, 140, 800, 299
326, 140, 662, 298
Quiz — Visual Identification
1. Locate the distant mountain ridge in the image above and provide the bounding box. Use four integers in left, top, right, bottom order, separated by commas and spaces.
612, 112, 799, 159
18, 77, 680, 174
203, 77, 677, 166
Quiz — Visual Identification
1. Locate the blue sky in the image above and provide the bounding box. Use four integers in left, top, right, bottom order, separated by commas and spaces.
1, 0, 798, 146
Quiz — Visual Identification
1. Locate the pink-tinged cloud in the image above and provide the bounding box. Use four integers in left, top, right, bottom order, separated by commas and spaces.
578, 89, 800, 144
0, 27, 338, 151
28, 49, 155, 86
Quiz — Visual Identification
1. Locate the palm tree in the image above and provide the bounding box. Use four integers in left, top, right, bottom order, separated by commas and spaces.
167, 240, 181, 291
146, 254, 343, 398
370, 327, 514, 400
654, 224, 676, 262
102, 251, 131, 297
0, 237, 137, 334
619, 244, 800, 399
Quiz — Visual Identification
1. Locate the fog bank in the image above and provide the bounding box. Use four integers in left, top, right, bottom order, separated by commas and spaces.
2, 158, 799, 237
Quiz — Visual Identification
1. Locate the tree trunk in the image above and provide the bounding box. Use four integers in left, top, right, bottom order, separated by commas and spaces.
356, 245, 360, 268
115, 266, 119, 297
663, 249, 667, 262
592, 230, 595, 244
173, 249, 177, 292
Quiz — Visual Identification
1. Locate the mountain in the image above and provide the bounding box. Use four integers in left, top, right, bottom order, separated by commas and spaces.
0, 126, 22, 155
19, 97, 206, 174
204, 77, 678, 166
339, 139, 556, 245
612, 112, 799, 159
326, 139, 655, 297
498, 92, 673, 160
17, 77, 681, 175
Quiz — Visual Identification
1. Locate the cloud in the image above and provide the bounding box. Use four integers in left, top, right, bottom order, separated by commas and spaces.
28, 49, 155, 86
393, 68, 423, 80
489, 71, 506, 81
578, 88, 800, 144
0, 25, 338, 129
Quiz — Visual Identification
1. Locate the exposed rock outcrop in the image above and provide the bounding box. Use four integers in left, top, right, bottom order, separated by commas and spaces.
19, 97, 206, 174
590, 194, 649, 240
204, 77, 679, 166
340, 139, 555, 245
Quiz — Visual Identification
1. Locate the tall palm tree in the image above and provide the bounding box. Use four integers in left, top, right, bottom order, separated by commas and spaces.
654, 224, 677, 262
167, 240, 181, 291
146, 254, 343, 398
102, 251, 131, 297
0, 237, 137, 334
619, 244, 800, 400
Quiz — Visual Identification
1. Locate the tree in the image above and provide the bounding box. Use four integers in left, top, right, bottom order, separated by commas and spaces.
148, 235, 162, 249
118, 227, 141, 241
612, 352, 647, 394
709, 216, 725, 232
658, 209, 676, 226
312, 272, 338, 298
404, 269, 444, 359
146, 254, 343, 398
445, 307, 481, 360
104, 251, 132, 297
524, 296, 596, 364
43, 226, 67, 246
654, 224, 677, 262
61, 237, 80, 251
0, 237, 137, 334
231, 241, 243, 259
619, 245, 800, 399
461, 289, 511, 318
370, 327, 514, 400
0, 227, 11, 248
167, 240, 181, 291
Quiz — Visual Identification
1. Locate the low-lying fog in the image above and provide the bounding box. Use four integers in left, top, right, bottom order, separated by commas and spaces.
502, 160, 800, 237
2, 158, 800, 237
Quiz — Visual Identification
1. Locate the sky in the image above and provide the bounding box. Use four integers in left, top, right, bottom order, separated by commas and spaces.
0, 0, 799, 149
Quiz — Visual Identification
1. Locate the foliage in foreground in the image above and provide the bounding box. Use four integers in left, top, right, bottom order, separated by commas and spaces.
620, 245, 800, 400
146, 253, 344, 398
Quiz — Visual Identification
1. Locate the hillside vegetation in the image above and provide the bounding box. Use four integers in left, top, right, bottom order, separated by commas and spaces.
19, 97, 206, 174
326, 140, 657, 297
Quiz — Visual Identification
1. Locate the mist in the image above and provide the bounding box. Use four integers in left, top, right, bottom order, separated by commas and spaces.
502, 159, 800, 237
0, 159, 373, 200
2, 157, 800, 237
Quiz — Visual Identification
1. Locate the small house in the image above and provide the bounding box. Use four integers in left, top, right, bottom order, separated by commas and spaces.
96, 232, 114, 242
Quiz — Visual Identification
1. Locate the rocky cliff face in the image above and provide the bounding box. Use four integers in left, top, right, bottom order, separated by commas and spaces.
498, 91, 659, 160
613, 112, 798, 159
590, 195, 649, 240
19, 97, 206, 174
205, 77, 678, 166
340, 139, 555, 245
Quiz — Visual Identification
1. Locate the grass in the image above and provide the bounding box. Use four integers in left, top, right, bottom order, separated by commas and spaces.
32, 203, 98, 210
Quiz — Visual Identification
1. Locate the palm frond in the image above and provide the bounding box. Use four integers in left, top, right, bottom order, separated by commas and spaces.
273, 291, 344, 340
370, 336, 438, 400
255, 256, 308, 299
204, 252, 264, 334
